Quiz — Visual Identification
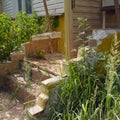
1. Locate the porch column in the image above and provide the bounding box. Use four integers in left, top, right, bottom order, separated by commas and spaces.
64, 0, 73, 58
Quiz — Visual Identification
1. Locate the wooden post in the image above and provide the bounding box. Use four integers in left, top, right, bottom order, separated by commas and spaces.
102, 11, 106, 29
43, 0, 53, 53
64, 0, 73, 58
43, 0, 52, 32
114, 0, 120, 28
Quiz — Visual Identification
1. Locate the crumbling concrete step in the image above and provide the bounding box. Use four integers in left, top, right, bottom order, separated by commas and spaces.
27, 93, 49, 118
24, 83, 49, 119
41, 76, 65, 89
31, 67, 51, 83
28, 105, 44, 117
6, 73, 43, 102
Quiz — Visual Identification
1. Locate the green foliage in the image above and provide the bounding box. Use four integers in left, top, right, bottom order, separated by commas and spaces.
35, 50, 46, 59
0, 14, 13, 62
76, 18, 91, 45
12, 11, 39, 51
37, 16, 59, 33
0, 12, 59, 62
23, 61, 32, 88
51, 34, 120, 120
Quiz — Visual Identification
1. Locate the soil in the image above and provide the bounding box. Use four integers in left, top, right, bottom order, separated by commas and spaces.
27, 53, 66, 76
0, 53, 66, 119
0, 91, 23, 120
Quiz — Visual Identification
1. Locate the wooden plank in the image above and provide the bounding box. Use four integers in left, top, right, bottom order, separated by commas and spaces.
2, 0, 13, 16
75, 0, 101, 8
73, 6, 101, 14
33, 3, 64, 12
73, 13, 100, 20
32, 0, 64, 16
36, 8, 64, 16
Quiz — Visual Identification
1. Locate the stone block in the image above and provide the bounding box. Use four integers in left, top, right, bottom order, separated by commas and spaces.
41, 76, 64, 89
32, 32, 61, 41
0, 61, 19, 75
31, 68, 50, 82
10, 51, 24, 61
36, 93, 49, 108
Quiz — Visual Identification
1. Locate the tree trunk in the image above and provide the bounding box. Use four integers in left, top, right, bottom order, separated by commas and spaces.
114, 0, 120, 28
43, 0, 52, 32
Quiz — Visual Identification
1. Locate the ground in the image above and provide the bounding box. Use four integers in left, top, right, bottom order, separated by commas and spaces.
0, 53, 65, 119
0, 92, 23, 120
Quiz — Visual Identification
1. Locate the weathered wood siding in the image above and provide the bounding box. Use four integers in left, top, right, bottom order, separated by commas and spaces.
2, 0, 64, 17
0, 0, 2, 13
105, 11, 117, 28
103, 0, 120, 7
72, 0, 102, 52
2, 0, 18, 17
32, 0, 64, 16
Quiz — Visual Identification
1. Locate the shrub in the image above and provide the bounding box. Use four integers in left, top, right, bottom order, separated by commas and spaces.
0, 12, 59, 62
0, 14, 13, 62
51, 35, 120, 120
0, 12, 39, 62
12, 11, 39, 51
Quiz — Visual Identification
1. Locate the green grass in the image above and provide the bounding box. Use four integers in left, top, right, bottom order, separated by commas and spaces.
50, 34, 120, 120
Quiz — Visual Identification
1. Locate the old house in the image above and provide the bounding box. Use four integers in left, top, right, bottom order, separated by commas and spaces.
0, 0, 119, 56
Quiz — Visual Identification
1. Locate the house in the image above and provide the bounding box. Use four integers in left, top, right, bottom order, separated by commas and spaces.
0, 0, 119, 57
0, 0, 65, 54
102, 0, 120, 28
0, 0, 2, 13
1, 0, 64, 17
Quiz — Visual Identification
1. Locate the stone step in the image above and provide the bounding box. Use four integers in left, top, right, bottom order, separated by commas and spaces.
26, 92, 49, 118
27, 104, 44, 117
5, 72, 43, 102
31, 67, 51, 83
24, 84, 49, 119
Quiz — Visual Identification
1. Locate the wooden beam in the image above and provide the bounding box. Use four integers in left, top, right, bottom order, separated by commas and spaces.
114, 0, 120, 28
43, 0, 52, 32
64, 0, 73, 58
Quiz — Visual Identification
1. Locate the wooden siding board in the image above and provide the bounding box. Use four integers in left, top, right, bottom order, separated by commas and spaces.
75, 0, 101, 7
2, 0, 18, 17
32, 0, 64, 16
71, 0, 102, 52
2, 0, 13, 16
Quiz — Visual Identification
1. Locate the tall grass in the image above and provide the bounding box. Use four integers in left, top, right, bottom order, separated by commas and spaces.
51, 34, 120, 120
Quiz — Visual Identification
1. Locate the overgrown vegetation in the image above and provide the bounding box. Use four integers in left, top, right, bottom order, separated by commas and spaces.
51, 35, 120, 120
50, 18, 120, 120
0, 12, 59, 62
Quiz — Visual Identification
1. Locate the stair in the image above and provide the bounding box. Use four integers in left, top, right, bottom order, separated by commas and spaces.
4, 52, 65, 119
1, 32, 66, 119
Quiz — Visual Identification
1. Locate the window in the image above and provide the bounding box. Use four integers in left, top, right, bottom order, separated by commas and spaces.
25, 0, 32, 14
18, 0, 32, 14
18, 0, 22, 11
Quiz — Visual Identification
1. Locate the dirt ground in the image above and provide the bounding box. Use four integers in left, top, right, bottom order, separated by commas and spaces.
0, 53, 66, 120
28, 53, 65, 76
0, 92, 23, 120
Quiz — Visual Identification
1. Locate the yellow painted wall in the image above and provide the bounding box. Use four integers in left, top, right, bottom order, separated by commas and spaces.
97, 32, 120, 52
54, 14, 65, 53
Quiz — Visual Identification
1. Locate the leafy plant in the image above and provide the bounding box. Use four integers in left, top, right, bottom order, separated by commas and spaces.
12, 11, 39, 50
38, 16, 59, 33
51, 34, 120, 120
23, 61, 32, 88
76, 18, 91, 45
0, 14, 14, 62
35, 49, 46, 59
0, 12, 59, 62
